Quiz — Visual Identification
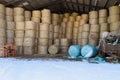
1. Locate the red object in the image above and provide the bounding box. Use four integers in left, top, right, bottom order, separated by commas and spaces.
3, 42, 16, 57
99, 43, 120, 57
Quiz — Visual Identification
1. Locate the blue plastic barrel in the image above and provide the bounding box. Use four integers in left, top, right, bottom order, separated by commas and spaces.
68, 45, 81, 58
81, 45, 97, 58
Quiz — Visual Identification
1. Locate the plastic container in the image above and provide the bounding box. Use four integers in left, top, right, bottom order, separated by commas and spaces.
68, 45, 81, 58
81, 45, 97, 58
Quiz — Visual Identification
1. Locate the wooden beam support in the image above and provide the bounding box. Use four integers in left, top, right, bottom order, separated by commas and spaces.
94, 0, 99, 10
70, 0, 74, 11
104, 0, 109, 8
65, 1, 103, 9
76, 0, 80, 13
89, 0, 92, 11
83, 0, 85, 13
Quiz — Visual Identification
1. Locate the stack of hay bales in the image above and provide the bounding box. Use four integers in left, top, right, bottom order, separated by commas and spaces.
81, 24, 90, 46
31, 10, 41, 54
99, 9, 109, 40
31, 10, 41, 23
24, 10, 31, 21
6, 7, 15, 44
52, 13, 60, 25
60, 38, 69, 54
109, 6, 120, 33
72, 21, 79, 44
89, 11, 99, 47
0, 4, 6, 56
48, 24, 54, 46
15, 22, 24, 55
14, 7, 24, 55
54, 25, 60, 40
6, 7, 13, 21
14, 7, 24, 22
23, 21, 36, 55
41, 9, 51, 24
61, 22, 66, 38
38, 23, 49, 54
78, 14, 88, 46
66, 21, 74, 44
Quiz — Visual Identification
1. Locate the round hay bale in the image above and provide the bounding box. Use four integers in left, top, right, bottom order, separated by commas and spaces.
88, 39, 98, 47
38, 38, 48, 46
74, 21, 79, 27
54, 25, 60, 33
48, 45, 59, 54
60, 46, 68, 53
89, 11, 98, 19
0, 4, 5, 13
90, 24, 100, 32
99, 17, 107, 24
100, 23, 109, 31
6, 30, 14, 38
6, 16, 13, 21
63, 17, 68, 22
54, 39, 60, 46
15, 21, 24, 30
14, 15, 24, 22
14, 7, 24, 16
48, 39, 53, 46
53, 32, 59, 39
31, 17, 40, 23
82, 24, 90, 32
89, 32, 99, 40
41, 17, 51, 24
41, 9, 51, 17
6, 21, 15, 30
60, 38, 69, 47
81, 32, 89, 38
99, 9, 107, 18
64, 13, 70, 18
0, 19, 5, 28
89, 18, 98, 24
6, 7, 13, 16
15, 30, 24, 37
15, 37, 23, 46
52, 13, 59, 21
0, 29, 6, 37
69, 16, 75, 22
40, 23, 49, 31
78, 33, 82, 39
25, 10, 31, 18
23, 46, 34, 55
23, 37, 35, 46
76, 16, 81, 21
81, 14, 88, 21
109, 6, 120, 15
38, 46, 48, 54
81, 38, 88, 46
25, 30, 35, 37
49, 24, 54, 32
71, 12, 78, 17
49, 31, 54, 39
39, 31, 49, 38
25, 21, 36, 30
109, 15, 120, 22
32, 10, 41, 18
79, 19, 86, 26
110, 21, 120, 31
